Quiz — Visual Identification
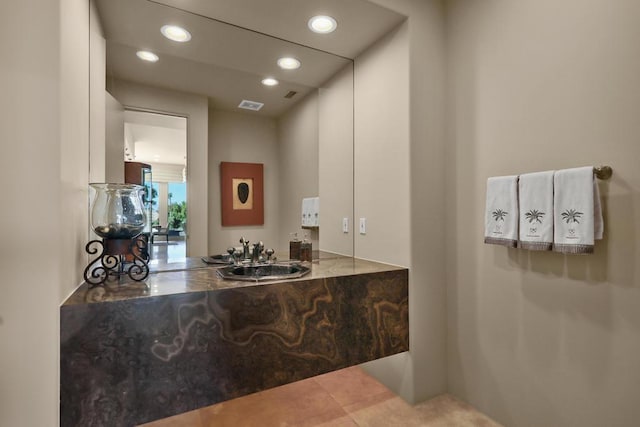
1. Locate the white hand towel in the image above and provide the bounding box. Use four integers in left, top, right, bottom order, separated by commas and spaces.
518, 171, 554, 251
553, 166, 603, 254
484, 175, 519, 247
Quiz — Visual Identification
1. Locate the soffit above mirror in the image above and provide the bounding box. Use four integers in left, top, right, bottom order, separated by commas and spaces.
153, 0, 406, 59
95, 0, 405, 118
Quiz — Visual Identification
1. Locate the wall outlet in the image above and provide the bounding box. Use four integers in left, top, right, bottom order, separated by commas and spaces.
359, 218, 366, 235
342, 217, 349, 233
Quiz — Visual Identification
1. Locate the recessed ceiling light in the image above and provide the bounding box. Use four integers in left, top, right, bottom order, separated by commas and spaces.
308, 15, 337, 34
261, 77, 279, 86
277, 57, 301, 70
136, 50, 159, 62
161, 25, 192, 42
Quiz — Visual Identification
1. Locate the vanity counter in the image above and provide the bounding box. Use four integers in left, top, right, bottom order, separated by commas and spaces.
63, 253, 405, 306
61, 253, 408, 426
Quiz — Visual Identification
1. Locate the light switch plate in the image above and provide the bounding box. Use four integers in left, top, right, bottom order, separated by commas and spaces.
342, 217, 349, 233
359, 218, 366, 234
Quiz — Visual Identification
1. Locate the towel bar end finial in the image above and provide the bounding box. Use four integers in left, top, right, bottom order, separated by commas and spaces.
594, 166, 612, 180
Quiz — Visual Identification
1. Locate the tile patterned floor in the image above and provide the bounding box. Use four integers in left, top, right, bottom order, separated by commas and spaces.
140, 367, 503, 427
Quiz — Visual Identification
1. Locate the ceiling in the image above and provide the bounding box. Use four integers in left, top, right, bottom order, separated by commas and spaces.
96, 0, 405, 117
124, 110, 187, 165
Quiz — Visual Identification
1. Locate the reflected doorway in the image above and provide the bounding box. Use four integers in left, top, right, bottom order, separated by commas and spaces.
124, 110, 188, 262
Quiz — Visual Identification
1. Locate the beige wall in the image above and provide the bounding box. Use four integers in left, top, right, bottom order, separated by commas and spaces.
209, 83, 351, 258
0, 0, 90, 425
356, 0, 448, 405
108, 79, 208, 256
446, 0, 640, 426
403, 0, 448, 404
277, 92, 320, 252
208, 109, 281, 253
88, 2, 105, 241
354, 23, 411, 267
355, 20, 413, 397
319, 63, 354, 256
60, 0, 91, 299
89, 2, 105, 184
104, 92, 124, 182
61, 0, 92, 419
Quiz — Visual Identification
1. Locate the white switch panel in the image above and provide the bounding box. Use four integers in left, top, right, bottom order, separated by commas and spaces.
342, 217, 349, 233
359, 218, 366, 234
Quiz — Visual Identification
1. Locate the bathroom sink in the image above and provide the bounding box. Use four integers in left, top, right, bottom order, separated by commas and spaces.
217, 263, 311, 282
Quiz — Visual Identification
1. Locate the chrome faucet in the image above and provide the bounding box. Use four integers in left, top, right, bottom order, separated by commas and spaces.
237, 237, 275, 265
265, 248, 275, 263
240, 237, 250, 260
228, 247, 243, 265
252, 241, 264, 263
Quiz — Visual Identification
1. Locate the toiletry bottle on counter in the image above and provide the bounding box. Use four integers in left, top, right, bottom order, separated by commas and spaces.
289, 233, 301, 260
300, 232, 312, 262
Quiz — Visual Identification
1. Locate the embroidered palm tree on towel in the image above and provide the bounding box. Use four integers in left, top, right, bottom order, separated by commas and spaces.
492, 209, 508, 221
525, 209, 545, 224
561, 209, 583, 224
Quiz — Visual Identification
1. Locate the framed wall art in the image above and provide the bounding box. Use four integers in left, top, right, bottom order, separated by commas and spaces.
220, 162, 264, 226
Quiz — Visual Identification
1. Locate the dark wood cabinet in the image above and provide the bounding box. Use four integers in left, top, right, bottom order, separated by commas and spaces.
125, 162, 152, 259
124, 161, 151, 185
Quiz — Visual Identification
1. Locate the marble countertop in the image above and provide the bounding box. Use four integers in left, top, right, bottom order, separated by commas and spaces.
63, 252, 406, 306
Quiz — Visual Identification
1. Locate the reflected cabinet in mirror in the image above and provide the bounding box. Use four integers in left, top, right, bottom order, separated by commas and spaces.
89, 0, 403, 259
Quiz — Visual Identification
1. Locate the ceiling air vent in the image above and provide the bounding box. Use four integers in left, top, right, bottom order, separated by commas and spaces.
284, 91, 297, 99
238, 100, 264, 111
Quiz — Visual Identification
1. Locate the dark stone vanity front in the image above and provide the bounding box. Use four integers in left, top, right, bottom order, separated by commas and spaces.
60, 254, 409, 426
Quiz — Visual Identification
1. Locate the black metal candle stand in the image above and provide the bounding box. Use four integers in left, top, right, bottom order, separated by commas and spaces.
83, 236, 149, 287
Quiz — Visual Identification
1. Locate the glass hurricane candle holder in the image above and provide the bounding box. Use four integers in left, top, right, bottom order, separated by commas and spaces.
84, 183, 149, 287
90, 183, 146, 239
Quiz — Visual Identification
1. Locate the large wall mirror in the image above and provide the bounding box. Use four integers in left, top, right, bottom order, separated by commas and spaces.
89, 0, 404, 260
